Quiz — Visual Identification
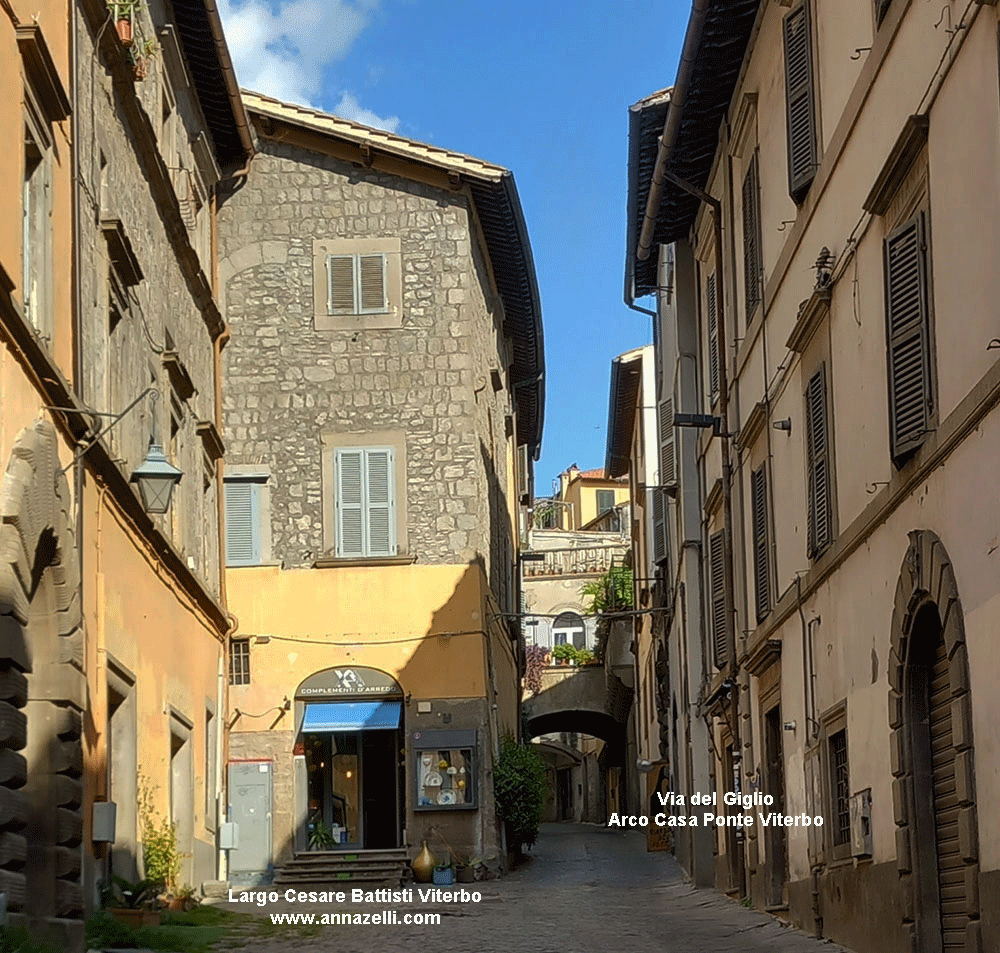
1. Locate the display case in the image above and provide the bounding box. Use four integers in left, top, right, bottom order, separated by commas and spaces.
412, 729, 476, 810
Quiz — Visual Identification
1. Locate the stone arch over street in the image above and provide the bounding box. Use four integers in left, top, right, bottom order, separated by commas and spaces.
0, 419, 85, 944
888, 529, 981, 953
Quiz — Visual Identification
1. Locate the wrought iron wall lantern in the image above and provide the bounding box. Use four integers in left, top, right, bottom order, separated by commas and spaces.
53, 388, 183, 514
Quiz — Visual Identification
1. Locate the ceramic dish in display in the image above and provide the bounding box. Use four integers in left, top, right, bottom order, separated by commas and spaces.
446, 766, 458, 775
421, 754, 433, 767
424, 771, 443, 787
438, 790, 456, 805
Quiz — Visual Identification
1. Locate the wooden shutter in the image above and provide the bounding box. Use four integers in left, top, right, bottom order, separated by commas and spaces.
806, 364, 832, 557
650, 487, 665, 565
364, 448, 395, 556
784, 1, 817, 200
327, 256, 355, 314
358, 254, 387, 313
224, 480, 258, 566
884, 215, 932, 462
751, 465, 770, 622
336, 449, 365, 557
742, 159, 761, 318
709, 530, 728, 668
707, 274, 719, 399
658, 396, 676, 488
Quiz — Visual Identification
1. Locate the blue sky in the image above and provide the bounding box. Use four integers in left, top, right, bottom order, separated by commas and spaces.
219, 0, 690, 495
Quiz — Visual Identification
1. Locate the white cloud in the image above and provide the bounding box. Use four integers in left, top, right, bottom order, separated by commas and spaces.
219, 0, 398, 130
333, 92, 399, 132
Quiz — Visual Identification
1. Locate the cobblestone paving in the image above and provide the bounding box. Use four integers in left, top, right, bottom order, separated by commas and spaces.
219, 823, 855, 953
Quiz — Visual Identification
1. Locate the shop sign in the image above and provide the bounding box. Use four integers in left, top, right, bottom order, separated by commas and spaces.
646, 761, 672, 852
296, 666, 402, 699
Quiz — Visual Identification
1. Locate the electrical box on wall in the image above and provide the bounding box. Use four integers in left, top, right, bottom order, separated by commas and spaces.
850, 789, 873, 858
92, 801, 117, 843
219, 822, 240, 850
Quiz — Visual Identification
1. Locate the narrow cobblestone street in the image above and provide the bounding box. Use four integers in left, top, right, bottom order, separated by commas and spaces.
224, 823, 853, 953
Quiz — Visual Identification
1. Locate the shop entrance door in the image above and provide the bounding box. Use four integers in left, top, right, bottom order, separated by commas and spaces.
301, 700, 402, 850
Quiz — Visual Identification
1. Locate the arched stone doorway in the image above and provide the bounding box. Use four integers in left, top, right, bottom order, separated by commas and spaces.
0, 420, 84, 945
292, 666, 405, 852
889, 530, 981, 953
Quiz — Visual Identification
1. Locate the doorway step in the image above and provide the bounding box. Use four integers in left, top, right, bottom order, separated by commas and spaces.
274, 848, 410, 886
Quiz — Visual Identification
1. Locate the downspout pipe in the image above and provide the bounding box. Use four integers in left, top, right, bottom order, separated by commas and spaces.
636, 0, 711, 263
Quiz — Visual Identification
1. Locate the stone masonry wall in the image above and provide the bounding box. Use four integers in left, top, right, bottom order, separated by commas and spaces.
218, 135, 515, 585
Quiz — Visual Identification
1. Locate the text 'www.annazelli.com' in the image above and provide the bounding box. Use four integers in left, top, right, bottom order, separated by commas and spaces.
269, 910, 441, 926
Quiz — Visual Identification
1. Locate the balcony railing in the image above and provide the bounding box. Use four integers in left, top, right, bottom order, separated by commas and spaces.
522, 545, 628, 578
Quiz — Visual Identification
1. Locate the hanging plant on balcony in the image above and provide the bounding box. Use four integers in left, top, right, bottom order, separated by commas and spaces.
524, 643, 549, 694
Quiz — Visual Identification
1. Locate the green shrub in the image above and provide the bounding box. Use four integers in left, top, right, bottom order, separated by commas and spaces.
493, 733, 548, 856
138, 771, 182, 889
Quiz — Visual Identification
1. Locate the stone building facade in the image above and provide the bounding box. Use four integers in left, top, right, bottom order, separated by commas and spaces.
71, 0, 251, 912
3, 0, 250, 944
625, 2, 1000, 951
218, 93, 543, 881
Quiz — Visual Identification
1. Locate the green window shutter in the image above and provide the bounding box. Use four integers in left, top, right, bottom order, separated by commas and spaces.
364, 448, 396, 556
707, 274, 719, 399
884, 215, 932, 463
327, 255, 356, 314
358, 254, 388, 313
658, 396, 676, 489
751, 465, 770, 622
742, 158, 761, 319
336, 450, 365, 557
224, 480, 260, 566
806, 364, 832, 557
709, 530, 728, 668
784, 1, 817, 200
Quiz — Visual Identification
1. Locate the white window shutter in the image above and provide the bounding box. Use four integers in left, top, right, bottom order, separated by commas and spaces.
358, 254, 387, 313
658, 396, 676, 489
336, 450, 365, 556
327, 256, 356, 314
224, 481, 257, 566
364, 448, 396, 556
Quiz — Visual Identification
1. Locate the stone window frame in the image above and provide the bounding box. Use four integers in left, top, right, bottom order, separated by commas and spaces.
818, 701, 852, 863
321, 430, 409, 563
313, 237, 403, 331
204, 699, 217, 833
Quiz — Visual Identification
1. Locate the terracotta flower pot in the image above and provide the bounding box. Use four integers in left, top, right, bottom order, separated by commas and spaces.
110, 908, 161, 928
116, 18, 133, 47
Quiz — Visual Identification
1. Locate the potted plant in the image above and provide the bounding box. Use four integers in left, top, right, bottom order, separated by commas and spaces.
309, 817, 337, 850
105, 875, 162, 928
551, 643, 574, 666
432, 862, 454, 886
455, 854, 476, 883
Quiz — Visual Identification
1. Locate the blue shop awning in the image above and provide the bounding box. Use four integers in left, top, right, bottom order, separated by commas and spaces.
302, 700, 402, 732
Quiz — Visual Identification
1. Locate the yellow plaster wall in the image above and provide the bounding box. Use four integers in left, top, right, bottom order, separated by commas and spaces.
82, 480, 224, 871
226, 563, 499, 726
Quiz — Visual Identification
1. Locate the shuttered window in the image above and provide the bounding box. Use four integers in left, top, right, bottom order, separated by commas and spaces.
224, 478, 265, 566
658, 396, 676, 489
751, 465, 771, 622
741, 158, 762, 320
783, 1, 817, 201
709, 530, 728, 669
706, 274, 719, 399
335, 447, 397, 558
884, 214, 933, 464
649, 487, 669, 568
806, 364, 833, 557
326, 253, 388, 314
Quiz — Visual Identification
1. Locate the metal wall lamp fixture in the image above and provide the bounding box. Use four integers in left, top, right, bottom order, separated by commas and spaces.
673, 412, 728, 438
52, 388, 183, 514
